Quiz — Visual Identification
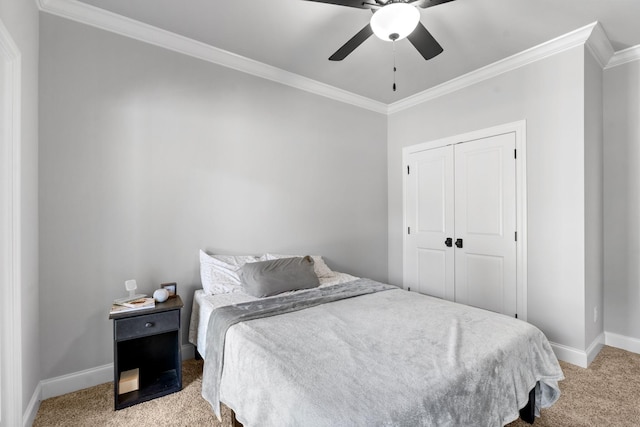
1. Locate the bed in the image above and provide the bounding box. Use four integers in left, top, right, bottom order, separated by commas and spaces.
189, 252, 563, 426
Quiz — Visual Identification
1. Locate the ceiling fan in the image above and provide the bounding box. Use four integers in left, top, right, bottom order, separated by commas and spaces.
304, 0, 455, 61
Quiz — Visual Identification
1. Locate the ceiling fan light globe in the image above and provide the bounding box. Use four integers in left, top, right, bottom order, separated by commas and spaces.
370, 3, 420, 42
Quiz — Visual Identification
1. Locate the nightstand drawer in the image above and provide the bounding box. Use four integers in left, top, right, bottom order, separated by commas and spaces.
115, 310, 179, 341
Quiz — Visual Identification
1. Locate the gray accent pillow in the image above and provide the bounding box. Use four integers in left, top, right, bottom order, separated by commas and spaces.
239, 256, 320, 298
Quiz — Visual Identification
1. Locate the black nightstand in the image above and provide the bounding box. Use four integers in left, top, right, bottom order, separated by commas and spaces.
109, 296, 184, 410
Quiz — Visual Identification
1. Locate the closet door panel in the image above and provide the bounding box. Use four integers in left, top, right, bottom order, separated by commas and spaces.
465, 253, 504, 314
454, 133, 517, 315
417, 249, 447, 299
405, 145, 455, 300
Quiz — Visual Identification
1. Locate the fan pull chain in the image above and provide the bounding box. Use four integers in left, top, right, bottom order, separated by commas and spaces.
392, 39, 397, 92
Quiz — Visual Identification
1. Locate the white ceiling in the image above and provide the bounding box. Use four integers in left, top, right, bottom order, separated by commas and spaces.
74, 0, 640, 104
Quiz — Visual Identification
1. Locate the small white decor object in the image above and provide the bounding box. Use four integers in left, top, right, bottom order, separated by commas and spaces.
153, 288, 169, 303
113, 279, 146, 305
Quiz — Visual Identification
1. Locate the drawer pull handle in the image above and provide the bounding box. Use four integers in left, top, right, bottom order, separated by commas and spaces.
145, 322, 154, 328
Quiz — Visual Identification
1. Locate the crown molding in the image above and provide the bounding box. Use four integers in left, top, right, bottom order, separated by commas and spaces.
35, 2, 635, 115
36, 0, 387, 114
606, 44, 640, 69
388, 22, 602, 114
585, 22, 614, 68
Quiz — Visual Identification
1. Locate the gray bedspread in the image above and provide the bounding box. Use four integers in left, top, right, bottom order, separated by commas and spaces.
202, 279, 563, 426
202, 279, 396, 416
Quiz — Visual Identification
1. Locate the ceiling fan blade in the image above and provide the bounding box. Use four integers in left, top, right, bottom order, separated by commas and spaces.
302, 0, 371, 9
414, 0, 455, 9
407, 22, 443, 60
329, 24, 374, 61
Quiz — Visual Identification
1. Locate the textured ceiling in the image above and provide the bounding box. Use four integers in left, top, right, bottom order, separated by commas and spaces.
75, 0, 640, 104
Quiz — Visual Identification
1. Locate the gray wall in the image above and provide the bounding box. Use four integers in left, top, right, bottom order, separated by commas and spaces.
39, 15, 388, 380
0, 0, 40, 416
388, 46, 592, 351
604, 58, 640, 342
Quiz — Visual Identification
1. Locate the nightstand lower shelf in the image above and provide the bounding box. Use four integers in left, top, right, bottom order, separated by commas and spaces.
116, 368, 180, 409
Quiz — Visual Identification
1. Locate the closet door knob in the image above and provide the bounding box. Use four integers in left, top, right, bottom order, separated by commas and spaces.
445, 238, 453, 247
455, 238, 463, 248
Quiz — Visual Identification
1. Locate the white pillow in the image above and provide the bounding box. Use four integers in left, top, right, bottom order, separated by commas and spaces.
199, 250, 265, 295
264, 253, 335, 278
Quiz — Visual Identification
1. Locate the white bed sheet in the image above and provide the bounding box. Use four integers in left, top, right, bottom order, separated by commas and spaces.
188, 272, 358, 359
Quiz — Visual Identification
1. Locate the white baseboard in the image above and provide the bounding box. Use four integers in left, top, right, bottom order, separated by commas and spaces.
605, 331, 640, 354
38, 344, 196, 402
41, 363, 113, 400
23, 382, 42, 427
182, 342, 195, 360
550, 341, 590, 368
586, 333, 605, 366
551, 332, 640, 369
550, 334, 605, 368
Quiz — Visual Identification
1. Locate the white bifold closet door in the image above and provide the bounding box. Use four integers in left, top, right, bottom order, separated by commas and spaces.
405, 132, 517, 316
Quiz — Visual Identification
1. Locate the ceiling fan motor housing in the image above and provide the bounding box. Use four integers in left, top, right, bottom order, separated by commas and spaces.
370, 2, 420, 41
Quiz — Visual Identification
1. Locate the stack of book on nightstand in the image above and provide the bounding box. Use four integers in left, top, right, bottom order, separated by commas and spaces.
109, 297, 155, 315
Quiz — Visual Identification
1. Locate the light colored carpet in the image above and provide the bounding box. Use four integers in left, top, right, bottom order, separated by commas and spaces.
507, 345, 640, 427
34, 345, 640, 426
33, 359, 230, 427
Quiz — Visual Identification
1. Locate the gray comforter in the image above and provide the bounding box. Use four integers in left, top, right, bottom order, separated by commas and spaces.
202, 279, 563, 426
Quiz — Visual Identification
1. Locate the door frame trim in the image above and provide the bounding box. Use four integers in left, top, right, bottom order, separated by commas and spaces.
402, 120, 528, 321
0, 17, 23, 427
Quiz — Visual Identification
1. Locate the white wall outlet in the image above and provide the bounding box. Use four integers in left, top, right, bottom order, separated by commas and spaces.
594, 306, 598, 323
